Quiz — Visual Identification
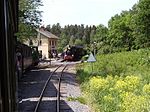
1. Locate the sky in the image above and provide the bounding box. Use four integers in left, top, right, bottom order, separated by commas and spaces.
40, 0, 139, 27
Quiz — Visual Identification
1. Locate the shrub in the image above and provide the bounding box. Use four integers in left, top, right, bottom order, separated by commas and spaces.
77, 49, 150, 111
84, 76, 150, 112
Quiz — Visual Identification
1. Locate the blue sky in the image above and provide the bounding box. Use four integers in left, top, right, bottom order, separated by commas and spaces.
40, 0, 139, 27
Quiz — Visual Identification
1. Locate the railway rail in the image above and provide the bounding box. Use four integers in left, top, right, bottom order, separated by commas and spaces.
34, 64, 68, 112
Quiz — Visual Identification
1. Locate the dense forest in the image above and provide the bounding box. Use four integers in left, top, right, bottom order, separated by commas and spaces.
45, 24, 97, 52
44, 0, 150, 54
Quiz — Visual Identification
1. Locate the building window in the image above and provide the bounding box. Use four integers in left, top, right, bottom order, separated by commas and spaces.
49, 40, 51, 46
29, 39, 33, 45
39, 50, 42, 58
38, 40, 42, 46
52, 41, 54, 46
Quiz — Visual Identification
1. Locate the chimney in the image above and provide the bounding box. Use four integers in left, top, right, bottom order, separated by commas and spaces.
39, 26, 45, 31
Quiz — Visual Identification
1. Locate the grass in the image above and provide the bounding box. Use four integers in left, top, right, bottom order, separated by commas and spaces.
67, 96, 86, 104
76, 48, 150, 112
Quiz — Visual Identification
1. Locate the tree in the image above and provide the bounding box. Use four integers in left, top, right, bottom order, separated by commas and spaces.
17, 0, 43, 42
74, 39, 83, 46
57, 31, 70, 52
84, 25, 91, 44
69, 35, 75, 45
133, 0, 150, 48
108, 11, 133, 51
92, 24, 108, 43
46, 25, 51, 32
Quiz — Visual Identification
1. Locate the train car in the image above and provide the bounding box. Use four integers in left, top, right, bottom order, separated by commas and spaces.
16, 42, 32, 78
64, 45, 86, 61
16, 43, 39, 79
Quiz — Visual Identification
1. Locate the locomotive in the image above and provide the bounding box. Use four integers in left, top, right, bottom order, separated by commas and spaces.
63, 45, 86, 61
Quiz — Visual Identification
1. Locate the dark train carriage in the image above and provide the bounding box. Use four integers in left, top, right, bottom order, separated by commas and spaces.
16, 42, 33, 78
16, 43, 40, 79
22, 44, 33, 69
0, 0, 18, 111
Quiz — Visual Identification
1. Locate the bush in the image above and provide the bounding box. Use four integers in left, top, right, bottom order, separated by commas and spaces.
77, 49, 150, 111
84, 76, 150, 112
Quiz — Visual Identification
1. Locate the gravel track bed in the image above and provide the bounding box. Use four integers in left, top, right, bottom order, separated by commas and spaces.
18, 61, 90, 112
60, 64, 90, 112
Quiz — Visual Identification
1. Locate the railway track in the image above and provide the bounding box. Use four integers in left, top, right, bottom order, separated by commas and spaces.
34, 64, 68, 112
18, 61, 90, 112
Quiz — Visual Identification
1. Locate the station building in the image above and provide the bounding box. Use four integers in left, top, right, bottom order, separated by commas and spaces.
24, 27, 59, 59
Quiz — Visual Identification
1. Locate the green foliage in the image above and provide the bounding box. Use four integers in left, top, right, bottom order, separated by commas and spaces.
57, 46, 63, 53
17, 23, 37, 42
46, 24, 97, 52
89, 0, 150, 54
92, 24, 108, 43
57, 33, 69, 51
48, 23, 61, 37
76, 69, 91, 83
69, 36, 75, 45
132, 0, 150, 48
84, 76, 150, 112
77, 49, 150, 111
101, 0, 150, 52
17, 0, 42, 42
74, 39, 83, 46
81, 55, 89, 61
108, 11, 134, 51
67, 96, 86, 104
